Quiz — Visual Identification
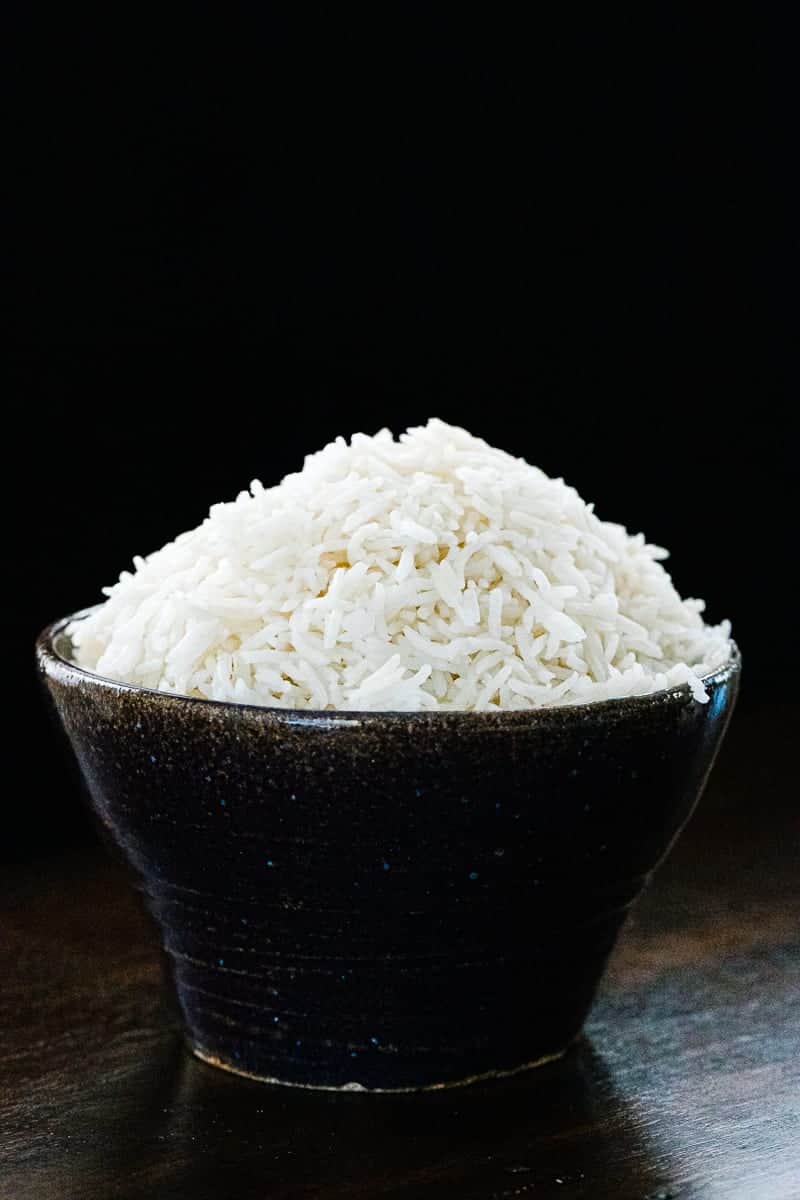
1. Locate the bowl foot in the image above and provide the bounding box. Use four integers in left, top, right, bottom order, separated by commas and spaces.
189, 1040, 570, 1093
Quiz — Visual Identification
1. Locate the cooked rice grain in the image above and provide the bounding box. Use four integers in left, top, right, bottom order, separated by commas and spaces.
69, 419, 731, 710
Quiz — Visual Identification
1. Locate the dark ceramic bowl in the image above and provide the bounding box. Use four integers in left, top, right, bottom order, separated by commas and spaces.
38, 612, 740, 1092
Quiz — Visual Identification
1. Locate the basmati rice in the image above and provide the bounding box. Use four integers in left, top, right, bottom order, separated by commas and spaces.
68, 419, 731, 711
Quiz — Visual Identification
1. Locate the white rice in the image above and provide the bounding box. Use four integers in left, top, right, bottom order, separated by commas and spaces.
68, 419, 731, 711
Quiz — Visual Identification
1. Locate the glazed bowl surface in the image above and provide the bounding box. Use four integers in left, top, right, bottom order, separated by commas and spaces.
38, 612, 740, 1091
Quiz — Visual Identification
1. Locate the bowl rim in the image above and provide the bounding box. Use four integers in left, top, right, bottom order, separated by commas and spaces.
37, 607, 740, 726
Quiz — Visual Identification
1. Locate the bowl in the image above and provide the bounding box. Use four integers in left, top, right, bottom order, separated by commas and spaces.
37, 611, 740, 1092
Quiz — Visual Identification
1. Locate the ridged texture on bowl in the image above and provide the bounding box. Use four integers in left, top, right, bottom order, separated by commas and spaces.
38, 621, 739, 1090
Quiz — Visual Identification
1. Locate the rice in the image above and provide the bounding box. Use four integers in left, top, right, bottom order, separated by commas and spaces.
68, 419, 731, 711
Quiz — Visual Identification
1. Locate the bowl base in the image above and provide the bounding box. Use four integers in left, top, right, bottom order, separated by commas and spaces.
190, 1040, 570, 1093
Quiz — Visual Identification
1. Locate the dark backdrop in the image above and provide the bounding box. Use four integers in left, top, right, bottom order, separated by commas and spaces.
9, 15, 794, 858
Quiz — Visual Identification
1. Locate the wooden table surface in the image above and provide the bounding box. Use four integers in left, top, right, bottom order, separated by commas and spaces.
2, 708, 798, 1200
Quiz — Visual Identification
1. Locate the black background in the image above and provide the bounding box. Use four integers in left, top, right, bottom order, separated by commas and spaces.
9, 14, 794, 858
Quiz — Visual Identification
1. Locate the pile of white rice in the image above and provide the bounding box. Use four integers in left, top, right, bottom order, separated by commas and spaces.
69, 420, 731, 711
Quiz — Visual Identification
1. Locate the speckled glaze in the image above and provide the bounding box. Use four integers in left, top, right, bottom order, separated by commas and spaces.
38, 612, 740, 1091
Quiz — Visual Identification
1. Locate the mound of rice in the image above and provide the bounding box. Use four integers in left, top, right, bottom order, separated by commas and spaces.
69, 420, 731, 711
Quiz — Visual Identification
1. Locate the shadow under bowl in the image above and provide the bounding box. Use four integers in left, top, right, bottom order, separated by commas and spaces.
37, 613, 740, 1091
